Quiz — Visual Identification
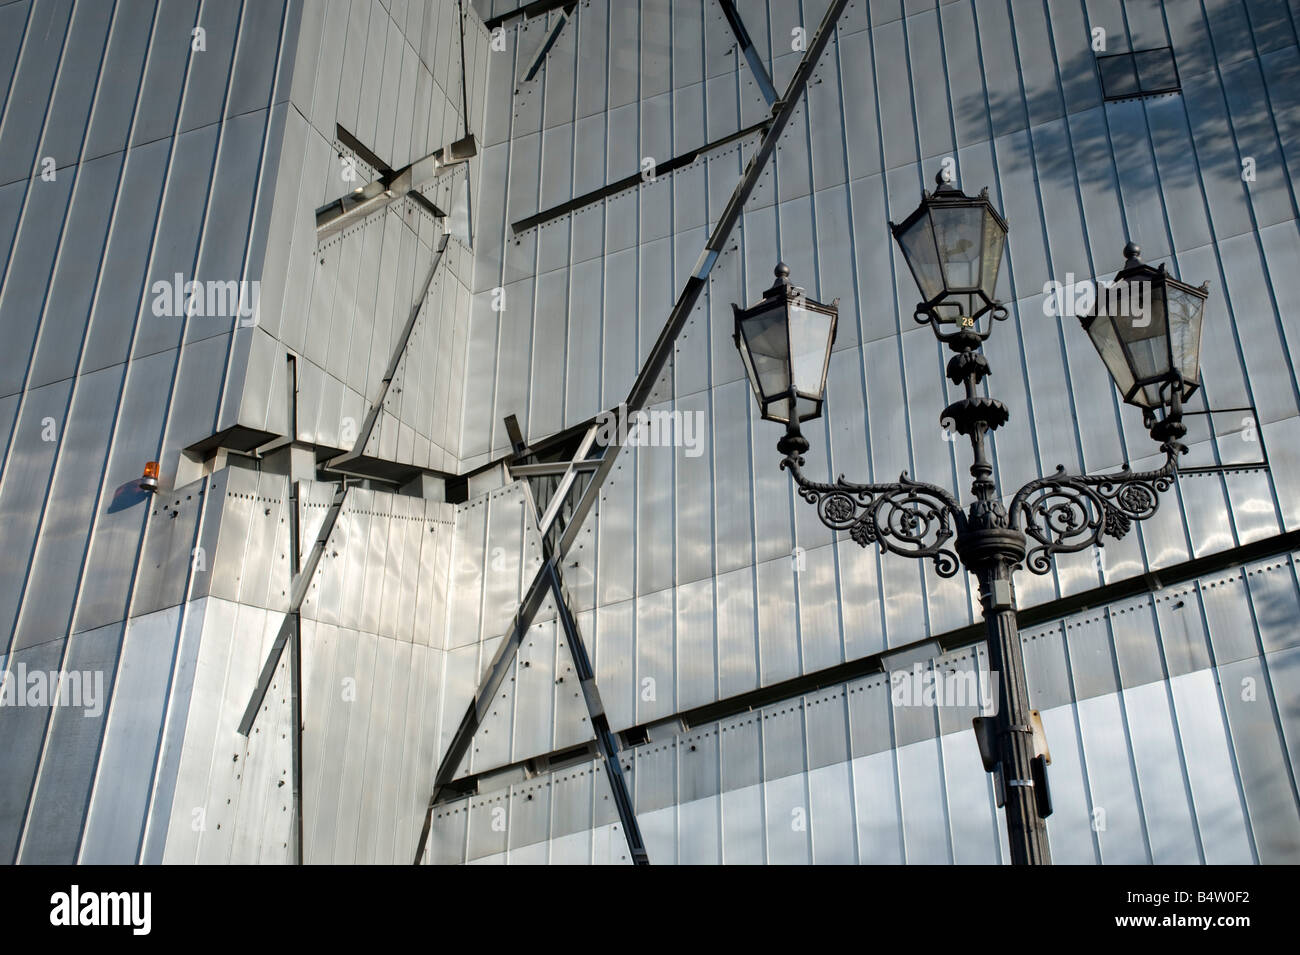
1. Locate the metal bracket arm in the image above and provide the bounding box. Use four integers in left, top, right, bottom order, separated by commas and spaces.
780, 436, 963, 578
1008, 448, 1180, 575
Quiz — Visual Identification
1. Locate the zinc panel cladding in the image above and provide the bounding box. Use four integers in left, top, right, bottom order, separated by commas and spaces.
193, 478, 461, 864
0, 0, 295, 683
0, 0, 1298, 869
239, 0, 483, 471
433, 555, 1300, 864
0, 0, 475, 865
451, 0, 1300, 738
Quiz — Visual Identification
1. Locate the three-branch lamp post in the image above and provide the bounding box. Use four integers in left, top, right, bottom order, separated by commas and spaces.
732, 171, 1209, 865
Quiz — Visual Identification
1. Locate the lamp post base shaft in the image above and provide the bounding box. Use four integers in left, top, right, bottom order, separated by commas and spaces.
977, 559, 1052, 866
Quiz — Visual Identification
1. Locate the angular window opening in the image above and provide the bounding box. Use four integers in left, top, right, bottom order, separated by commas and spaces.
1098, 47, 1180, 101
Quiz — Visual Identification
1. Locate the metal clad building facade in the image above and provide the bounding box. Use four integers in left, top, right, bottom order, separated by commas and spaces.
0, 0, 1298, 864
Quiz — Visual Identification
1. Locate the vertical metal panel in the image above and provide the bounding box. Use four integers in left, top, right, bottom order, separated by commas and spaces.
196, 604, 275, 862
1120, 678, 1203, 864
674, 390, 713, 586
0, 179, 75, 396
1247, 557, 1300, 655
762, 772, 811, 862
354, 632, 397, 862
1038, 702, 1100, 863
177, 0, 241, 135
1209, 674, 1300, 855
754, 552, 799, 685
429, 799, 469, 864
549, 765, 594, 863
13, 617, 118, 864
227, 0, 287, 120
1074, 691, 1151, 863
0, 637, 66, 862
1181, 72, 1258, 242
1145, 98, 1215, 253
466, 790, 509, 861
371, 16, 405, 167
678, 791, 721, 864
1168, 668, 1257, 862
304, 620, 353, 860
136, 593, 209, 864
512, 616, 555, 758
712, 379, 755, 576
674, 575, 714, 710
806, 758, 856, 863
9, 369, 113, 646
0, 0, 74, 185
71, 350, 171, 634
850, 746, 904, 864
158, 596, 234, 863
329, 628, 376, 862
564, 255, 603, 422
526, 267, 567, 439
633, 586, 674, 723
718, 711, 763, 862
796, 542, 841, 674
593, 597, 635, 731
27, 151, 122, 388
710, 563, 755, 701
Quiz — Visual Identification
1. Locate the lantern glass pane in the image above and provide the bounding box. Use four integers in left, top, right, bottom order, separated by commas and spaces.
980, 210, 1007, 293
896, 214, 944, 300
739, 301, 790, 402
933, 205, 985, 290
1167, 284, 1205, 387
1111, 277, 1170, 385
767, 396, 791, 423
796, 395, 819, 421
789, 303, 834, 400
1118, 285, 1170, 382
1084, 312, 1139, 403
736, 326, 762, 401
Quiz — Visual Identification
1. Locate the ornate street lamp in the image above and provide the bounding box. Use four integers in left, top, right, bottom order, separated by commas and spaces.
734, 171, 1208, 866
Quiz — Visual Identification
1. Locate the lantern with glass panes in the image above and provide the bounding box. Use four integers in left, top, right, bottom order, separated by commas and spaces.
733, 169, 1212, 868
1080, 242, 1208, 449
889, 173, 1010, 342
732, 262, 838, 440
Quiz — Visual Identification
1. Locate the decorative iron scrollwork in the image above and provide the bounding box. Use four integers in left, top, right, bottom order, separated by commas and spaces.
1009, 451, 1178, 575
782, 459, 964, 578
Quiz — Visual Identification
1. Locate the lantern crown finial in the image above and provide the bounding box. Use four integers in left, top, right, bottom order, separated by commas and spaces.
1123, 241, 1142, 267
774, 261, 790, 281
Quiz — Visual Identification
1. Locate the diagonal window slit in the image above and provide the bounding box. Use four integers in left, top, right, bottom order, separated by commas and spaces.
717, 0, 777, 105
511, 120, 768, 235
522, 3, 575, 82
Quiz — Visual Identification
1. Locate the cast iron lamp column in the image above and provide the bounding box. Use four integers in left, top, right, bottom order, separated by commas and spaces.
733, 172, 1209, 866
